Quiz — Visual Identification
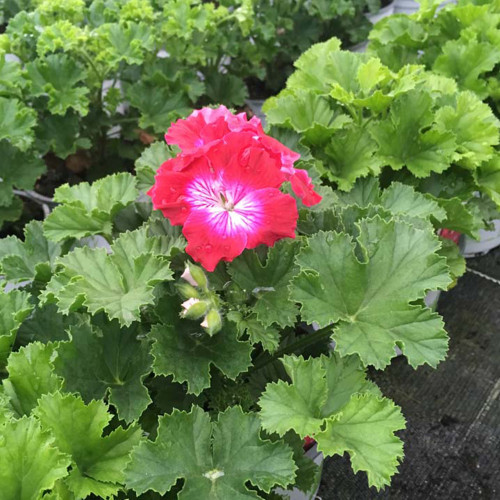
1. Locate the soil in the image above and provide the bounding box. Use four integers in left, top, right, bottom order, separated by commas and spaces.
318, 247, 500, 499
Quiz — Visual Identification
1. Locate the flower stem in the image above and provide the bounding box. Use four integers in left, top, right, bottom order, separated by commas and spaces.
252, 325, 333, 371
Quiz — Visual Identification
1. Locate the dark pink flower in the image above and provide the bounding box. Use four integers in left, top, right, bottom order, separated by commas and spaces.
165, 106, 322, 207
148, 132, 298, 271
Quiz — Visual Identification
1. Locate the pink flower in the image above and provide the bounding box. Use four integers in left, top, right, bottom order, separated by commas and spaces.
148, 131, 298, 271
165, 106, 322, 207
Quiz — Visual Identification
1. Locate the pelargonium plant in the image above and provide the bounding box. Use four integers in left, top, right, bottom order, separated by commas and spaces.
264, 37, 500, 243
0, 0, 381, 231
368, 0, 500, 115
0, 107, 456, 498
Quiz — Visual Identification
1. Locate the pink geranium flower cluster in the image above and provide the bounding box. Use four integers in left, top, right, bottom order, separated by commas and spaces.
148, 106, 322, 271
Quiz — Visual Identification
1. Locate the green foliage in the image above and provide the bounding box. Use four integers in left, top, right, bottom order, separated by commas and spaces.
0, 416, 71, 500
0, 289, 32, 367
0, 161, 458, 493
265, 38, 500, 236
44, 173, 138, 241
2, 342, 62, 417
125, 405, 297, 498
368, 0, 500, 106
291, 217, 451, 369
228, 240, 301, 329
0, 0, 381, 229
0, 2, 472, 493
0, 220, 61, 282
54, 318, 153, 423
42, 227, 175, 325
150, 295, 252, 395
259, 354, 404, 490
34, 392, 141, 498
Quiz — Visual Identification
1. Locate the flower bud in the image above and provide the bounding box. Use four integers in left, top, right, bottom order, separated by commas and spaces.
181, 267, 198, 286
188, 263, 208, 288
203, 309, 222, 335
177, 283, 200, 299
181, 298, 208, 319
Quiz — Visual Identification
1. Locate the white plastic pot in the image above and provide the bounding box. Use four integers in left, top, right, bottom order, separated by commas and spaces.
275, 444, 324, 500
394, 0, 420, 15
461, 219, 500, 258
424, 289, 441, 310
367, 1, 396, 24
394, 0, 456, 15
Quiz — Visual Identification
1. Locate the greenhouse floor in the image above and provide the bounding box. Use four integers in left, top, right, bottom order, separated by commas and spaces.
318, 247, 500, 499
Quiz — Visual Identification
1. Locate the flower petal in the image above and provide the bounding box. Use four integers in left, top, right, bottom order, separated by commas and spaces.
183, 209, 248, 271
147, 171, 193, 225
206, 133, 285, 191
244, 188, 298, 248
288, 169, 322, 207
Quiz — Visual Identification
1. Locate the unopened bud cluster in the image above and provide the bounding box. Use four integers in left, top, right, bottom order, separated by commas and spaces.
178, 263, 222, 335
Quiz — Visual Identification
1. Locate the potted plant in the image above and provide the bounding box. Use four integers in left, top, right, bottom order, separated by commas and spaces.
0, 106, 457, 498
368, 0, 500, 255
263, 37, 499, 280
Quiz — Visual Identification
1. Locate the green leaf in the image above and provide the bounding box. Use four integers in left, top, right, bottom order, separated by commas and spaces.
0, 98, 37, 151
259, 354, 379, 439
287, 37, 344, 93
55, 172, 138, 214
2, 342, 62, 417
0, 220, 62, 282
291, 217, 452, 368
27, 54, 89, 116
259, 354, 401, 489
16, 304, 78, 345
0, 197, 23, 228
36, 19, 88, 57
323, 125, 381, 191
127, 82, 191, 133
370, 89, 456, 177
316, 393, 405, 490
0, 416, 71, 500
433, 37, 500, 99
369, 15, 428, 47
96, 21, 155, 67
379, 181, 447, 223
204, 72, 248, 107
259, 355, 328, 438
432, 195, 484, 238
34, 392, 141, 499
0, 141, 45, 207
438, 237, 465, 286
0, 56, 27, 95
0, 289, 33, 368
54, 318, 152, 423
150, 296, 252, 395
36, 112, 91, 158
135, 141, 175, 192
229, 312, 280, 353
125, 405, 296, 498
264, 89, 351, 146
42, 227, 174, 326
476, 156, 500, 207
228, 240, 301, 329
435, 91, 499, 169
44, 172, 138, 241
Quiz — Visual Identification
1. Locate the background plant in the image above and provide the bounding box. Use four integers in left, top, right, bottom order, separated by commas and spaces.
264, 37, 500, 242
368, 0, 500, 115
0, 143, 458, 496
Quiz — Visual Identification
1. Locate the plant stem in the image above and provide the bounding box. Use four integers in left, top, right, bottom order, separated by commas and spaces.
252, 325, 333, 371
